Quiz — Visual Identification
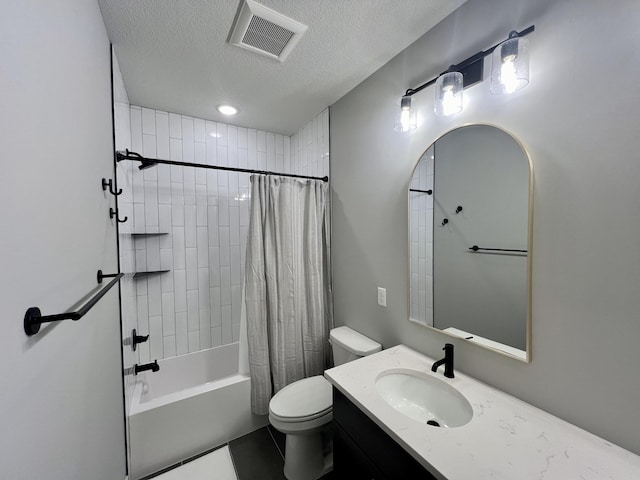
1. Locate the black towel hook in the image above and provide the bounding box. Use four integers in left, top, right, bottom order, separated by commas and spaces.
441, 218, 449, 226
455, 205, 463, 214
109, 207, 128, 223
102, 178, 123, 196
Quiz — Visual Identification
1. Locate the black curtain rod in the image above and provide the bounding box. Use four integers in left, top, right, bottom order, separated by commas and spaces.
116, 149, 329, 183
404, 25, 535, 97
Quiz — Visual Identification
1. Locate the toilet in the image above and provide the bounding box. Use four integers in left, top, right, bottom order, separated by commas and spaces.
268, 326, 382, 480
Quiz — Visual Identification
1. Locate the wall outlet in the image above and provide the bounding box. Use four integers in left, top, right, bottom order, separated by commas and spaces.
377, 287, 387, 307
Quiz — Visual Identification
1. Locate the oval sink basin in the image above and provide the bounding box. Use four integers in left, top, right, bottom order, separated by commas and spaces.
375, 369, 473, 428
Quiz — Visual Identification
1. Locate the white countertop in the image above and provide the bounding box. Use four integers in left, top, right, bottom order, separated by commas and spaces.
324, 344, 640, 480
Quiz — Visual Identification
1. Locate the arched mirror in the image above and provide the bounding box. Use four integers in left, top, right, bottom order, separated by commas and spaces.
408, 125, 533, 361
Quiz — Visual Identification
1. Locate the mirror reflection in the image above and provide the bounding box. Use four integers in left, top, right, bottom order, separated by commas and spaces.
409, 125, 532, 360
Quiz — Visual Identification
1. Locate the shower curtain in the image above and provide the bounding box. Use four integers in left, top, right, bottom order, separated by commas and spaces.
245, 175, 332, 415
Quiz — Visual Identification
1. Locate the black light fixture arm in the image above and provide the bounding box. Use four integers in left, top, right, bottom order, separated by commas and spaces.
403, 25, 535, 97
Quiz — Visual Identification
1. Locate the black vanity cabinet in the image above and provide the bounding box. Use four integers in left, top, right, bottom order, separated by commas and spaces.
332, 389, 439, 480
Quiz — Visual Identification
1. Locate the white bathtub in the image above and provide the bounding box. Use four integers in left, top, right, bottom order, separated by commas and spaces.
129, 343, 266, 479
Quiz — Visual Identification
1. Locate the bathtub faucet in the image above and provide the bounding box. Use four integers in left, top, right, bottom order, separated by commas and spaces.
134, 360, 160, 375
131, 328, 149, 351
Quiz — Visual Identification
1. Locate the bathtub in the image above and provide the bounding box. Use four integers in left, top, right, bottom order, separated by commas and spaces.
129, 343, 266, 479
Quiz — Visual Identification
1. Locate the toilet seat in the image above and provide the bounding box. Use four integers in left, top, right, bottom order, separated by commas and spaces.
269, 375, 333, 424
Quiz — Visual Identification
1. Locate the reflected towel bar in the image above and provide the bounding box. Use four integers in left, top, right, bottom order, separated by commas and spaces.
469, 245, 527, 254
24, 271, 123, 336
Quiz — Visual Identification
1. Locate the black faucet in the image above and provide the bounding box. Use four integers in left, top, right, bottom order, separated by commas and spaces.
134, 360, 160, 375
431, 343, 454, 378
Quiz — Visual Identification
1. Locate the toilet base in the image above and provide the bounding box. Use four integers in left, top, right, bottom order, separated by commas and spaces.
282, 430, 333, 480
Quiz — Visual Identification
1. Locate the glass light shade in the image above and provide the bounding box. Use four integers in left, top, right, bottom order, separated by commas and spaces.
434, 72, 463, 117
490, 36, 529, 95
394, 95, 417, 132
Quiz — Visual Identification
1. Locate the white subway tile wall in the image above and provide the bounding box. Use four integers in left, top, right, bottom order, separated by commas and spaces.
409, 145, 434, 327
121, 107, 329, 361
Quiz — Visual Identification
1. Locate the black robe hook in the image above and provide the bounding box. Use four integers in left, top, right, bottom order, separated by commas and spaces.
109, 207, 128, 223
102, 178, 123, 196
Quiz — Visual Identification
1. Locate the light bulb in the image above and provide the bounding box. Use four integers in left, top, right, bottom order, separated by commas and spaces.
435, 72, 463, 117
500, 56, 518, 94
491, 36, 529, 95
441, 87, 459, 116
400, 109, 411, 128
394, 95, 417, 132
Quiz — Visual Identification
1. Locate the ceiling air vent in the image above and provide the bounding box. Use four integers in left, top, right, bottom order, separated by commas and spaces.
229, 0, 307, 62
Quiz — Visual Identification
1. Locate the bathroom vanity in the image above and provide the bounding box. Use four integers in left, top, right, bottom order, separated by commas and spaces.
325, 345, 640, 479
333, 388, 435, 479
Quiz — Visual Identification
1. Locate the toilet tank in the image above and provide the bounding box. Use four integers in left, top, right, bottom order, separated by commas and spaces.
329, 326, 382, 366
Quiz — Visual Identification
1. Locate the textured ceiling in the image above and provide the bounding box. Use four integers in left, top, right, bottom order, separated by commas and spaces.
99, 0, 467, 135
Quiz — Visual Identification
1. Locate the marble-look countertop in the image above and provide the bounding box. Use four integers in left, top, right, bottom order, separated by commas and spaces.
324, 344, 640, 480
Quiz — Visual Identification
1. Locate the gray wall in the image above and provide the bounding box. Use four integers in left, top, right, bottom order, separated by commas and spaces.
0, 1, 126, 478
331, 0, 640, 455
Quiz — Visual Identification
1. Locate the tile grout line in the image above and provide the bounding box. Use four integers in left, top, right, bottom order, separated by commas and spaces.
266, 425, 285, 460
227, 441, 242, 480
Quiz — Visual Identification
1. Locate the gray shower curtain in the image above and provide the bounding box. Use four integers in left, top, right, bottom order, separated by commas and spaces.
244, 175, 332, 415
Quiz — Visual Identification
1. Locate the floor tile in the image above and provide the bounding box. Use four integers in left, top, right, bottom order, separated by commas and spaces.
229, 427, 286, 480
152, 446, 237, 480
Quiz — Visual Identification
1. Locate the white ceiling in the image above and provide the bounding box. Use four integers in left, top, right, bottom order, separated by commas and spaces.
99, 0, 467, 135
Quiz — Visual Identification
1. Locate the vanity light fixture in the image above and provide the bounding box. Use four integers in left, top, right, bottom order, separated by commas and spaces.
490, 32, 530, 95
217, 104, 238, 115
394, 25, 534, 131
394, 95, 417, 132
435, 71, 463, 117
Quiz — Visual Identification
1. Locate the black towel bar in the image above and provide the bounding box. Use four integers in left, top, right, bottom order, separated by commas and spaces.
469, 245, 527, 254
409, 188, 432, 195
24, 271, 123, 336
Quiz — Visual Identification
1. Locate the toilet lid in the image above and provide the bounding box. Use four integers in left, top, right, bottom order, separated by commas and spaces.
269, 375, 332, 420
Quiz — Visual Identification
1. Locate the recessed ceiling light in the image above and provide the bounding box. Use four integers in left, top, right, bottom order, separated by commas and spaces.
217, 104, 238, 115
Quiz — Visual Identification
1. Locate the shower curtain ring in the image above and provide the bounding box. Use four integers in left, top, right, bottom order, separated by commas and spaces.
109, 207, 128, 223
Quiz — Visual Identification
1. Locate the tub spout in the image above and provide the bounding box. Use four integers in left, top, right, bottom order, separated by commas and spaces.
134, 360, 160, 375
